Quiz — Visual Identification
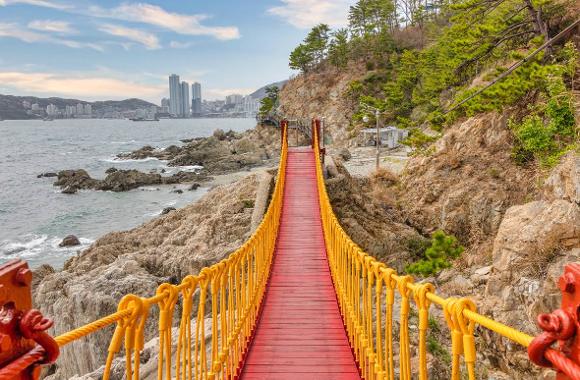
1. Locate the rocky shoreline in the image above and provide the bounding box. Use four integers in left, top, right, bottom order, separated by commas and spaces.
117, 126, 279, 174
49, 125, 280, 194
53, 168, 209, 194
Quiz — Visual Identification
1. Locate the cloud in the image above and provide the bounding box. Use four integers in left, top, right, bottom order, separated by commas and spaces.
169, 40, 194, 49
1, 0, 71, 10
0, 70, 164, 101
99, 24, 160, 49
0, 23, 103, 50
28, 20, 76, 34
268, 0, 355, 29
89, 3, 240, 41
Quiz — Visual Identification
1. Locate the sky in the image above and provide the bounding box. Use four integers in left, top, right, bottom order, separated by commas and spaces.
0, 0, 356, 103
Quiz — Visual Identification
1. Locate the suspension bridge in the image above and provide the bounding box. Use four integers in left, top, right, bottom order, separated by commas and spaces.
0, 120, 579, 380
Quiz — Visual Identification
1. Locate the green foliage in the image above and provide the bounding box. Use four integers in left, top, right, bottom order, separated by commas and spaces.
348, 0, 396, 37
287, 0, 577, 138
289, 44, 313, 72
289, 24, 330, 72
427, 335, 451, 364
259, 86, 280, 117
328, 29, 350, 68
401, 129, 437, 150
406, 230, 464, 276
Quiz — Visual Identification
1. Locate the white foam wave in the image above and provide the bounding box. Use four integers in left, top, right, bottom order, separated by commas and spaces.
176, 165, 204, 173
0, 235, 94, 260
99, 156, 163, 163
110, 140, 137, 145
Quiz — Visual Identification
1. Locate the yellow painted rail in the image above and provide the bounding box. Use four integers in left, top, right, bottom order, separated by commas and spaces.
311, 125, 535, 380
53, 127, 288, 380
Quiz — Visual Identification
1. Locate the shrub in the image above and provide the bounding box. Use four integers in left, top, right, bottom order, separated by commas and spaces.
509, 76, 577, 167
401, 129, 438, 150
406, 230, 464, 276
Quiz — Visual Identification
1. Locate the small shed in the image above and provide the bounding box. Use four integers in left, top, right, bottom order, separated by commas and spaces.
359, 127, 409, 148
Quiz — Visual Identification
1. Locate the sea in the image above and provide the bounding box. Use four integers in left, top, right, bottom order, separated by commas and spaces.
0, 118, 256, 269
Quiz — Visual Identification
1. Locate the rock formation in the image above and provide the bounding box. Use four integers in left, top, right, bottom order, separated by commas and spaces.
117, 124, 280, 175
34, 174, 264, 378
53, 169, 210, 193
59, 235, 81, 247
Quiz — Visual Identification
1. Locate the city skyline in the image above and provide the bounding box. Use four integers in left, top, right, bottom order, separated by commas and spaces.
0, 1, 356, 102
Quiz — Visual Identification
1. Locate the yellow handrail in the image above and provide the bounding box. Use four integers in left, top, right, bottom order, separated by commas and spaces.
54, 126, 288, 380
311, 125, 534, 380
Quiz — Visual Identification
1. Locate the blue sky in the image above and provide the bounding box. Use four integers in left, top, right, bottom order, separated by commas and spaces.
0, 0, 355, 103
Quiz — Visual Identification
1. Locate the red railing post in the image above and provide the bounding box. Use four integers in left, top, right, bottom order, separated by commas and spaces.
0, 260, 59, 379
529, 263, 580, 380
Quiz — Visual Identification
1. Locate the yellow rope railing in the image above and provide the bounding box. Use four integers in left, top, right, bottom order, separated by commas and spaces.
311, 125, 535, 380
54, 126, 288, 380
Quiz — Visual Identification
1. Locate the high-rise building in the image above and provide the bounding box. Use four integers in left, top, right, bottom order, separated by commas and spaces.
46, 104, 58, 116
226, 94, 243, 105
191, 82, 202, 116
84, 104, 92, 116
169, 74, 181, 117
76, 103, 84, 115
180, 81, 190, 117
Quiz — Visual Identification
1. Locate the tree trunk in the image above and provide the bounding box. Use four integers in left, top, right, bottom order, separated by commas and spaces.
523, 0, 551, 55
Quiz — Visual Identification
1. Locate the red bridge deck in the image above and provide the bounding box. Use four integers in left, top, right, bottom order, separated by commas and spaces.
240, 148, 361, 380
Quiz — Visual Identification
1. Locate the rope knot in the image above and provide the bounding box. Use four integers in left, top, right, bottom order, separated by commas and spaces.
413, 283, 435, 331
156, 284, 179, 332
454, 298, 477, 364
397, 275, 414, 299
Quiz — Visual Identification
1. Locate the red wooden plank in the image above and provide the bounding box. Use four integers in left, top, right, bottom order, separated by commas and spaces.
239, 148, 361, 380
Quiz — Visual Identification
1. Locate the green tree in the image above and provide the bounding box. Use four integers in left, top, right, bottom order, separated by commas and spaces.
406, 230, 464, 276
289, 44, 313, 72
259, 86, 280, 116
328, 28, 350, 68
349, 0, 396, 36
304, 24, 331, 64
289, 24, 331, 72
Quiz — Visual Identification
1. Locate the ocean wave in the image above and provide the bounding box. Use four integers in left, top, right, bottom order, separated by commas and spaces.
0, 234, 94, 260
176, 165, 204, 173
99, 156, 164, 164
110, 140, 137, 145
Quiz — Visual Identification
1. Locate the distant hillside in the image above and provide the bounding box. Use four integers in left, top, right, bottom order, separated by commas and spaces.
0, 94, 156, 120
249, 80, 288, 100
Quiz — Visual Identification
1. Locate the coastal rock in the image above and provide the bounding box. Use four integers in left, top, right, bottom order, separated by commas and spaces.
171, 189, 183, 194
59, 235, 81, 247
34, 174, 262, 378
54, 169, 211, 193
188, 183, 200, 191
55, 170, 99, 191
161, 207, 176, 215
62, 186, 78, 194
104, 167, 117, 174
116, 124, 279, 175
98, 169, 162, 192
37, 172, 57, 178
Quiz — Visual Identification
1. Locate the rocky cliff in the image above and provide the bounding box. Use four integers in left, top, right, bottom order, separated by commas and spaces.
279, 65, 579, 378
280, 65, 365, 146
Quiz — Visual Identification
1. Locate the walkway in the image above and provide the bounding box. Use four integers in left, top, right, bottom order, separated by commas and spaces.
240, 147, 361, 380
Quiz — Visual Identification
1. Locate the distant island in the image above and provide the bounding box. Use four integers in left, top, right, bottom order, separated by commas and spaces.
0, 80, 287, 120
